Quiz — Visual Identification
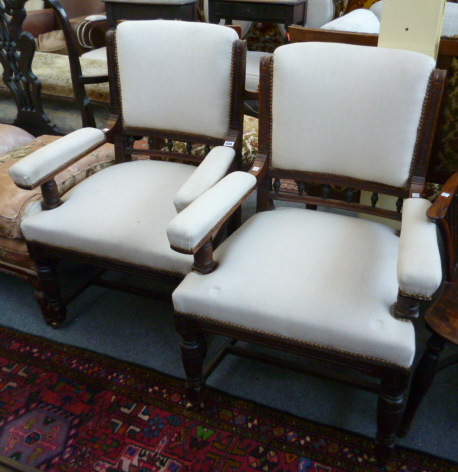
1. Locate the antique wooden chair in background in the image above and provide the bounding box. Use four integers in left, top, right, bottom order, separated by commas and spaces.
8, 20, 246, 327
166, 42, 451, 460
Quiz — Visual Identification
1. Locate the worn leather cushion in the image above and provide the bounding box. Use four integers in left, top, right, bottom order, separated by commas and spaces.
0, 136, 114, 240
173, 207, 415, 368
0, 125, 35, 155
21, 160, 195, 276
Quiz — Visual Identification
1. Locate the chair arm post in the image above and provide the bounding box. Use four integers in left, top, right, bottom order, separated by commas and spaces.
40, 179, 63, 210
427, 172, 458, 281
192, 240, 218, 274
392, 291, 420, 321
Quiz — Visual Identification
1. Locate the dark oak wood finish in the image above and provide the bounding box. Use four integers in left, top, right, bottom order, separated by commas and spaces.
288, 25, 458, 185
209, 0, 307, 29
0, 0, 61, 135
25, 28, 247, 327
0, 0, 108, 133
104, 0, 199, 27
174, 52, 450, 462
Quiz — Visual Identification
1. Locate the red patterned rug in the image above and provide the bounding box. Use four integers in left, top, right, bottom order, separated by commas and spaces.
0, 326, 455, 472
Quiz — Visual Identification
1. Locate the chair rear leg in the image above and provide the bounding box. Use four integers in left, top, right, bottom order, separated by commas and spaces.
175, 315, 206, 404
376, 370, 409, 462
397, 332, 445, 437
33, 255, 67, 328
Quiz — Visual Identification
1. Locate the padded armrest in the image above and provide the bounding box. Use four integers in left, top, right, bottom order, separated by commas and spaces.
397, 198, 442, 299
9, 128, 106, 190
174, 146, 236, 213
167, 171, 257, 254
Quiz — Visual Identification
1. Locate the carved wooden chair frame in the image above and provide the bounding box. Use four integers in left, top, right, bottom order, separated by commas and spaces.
0, 0, 107, 135
173, 53, 454, 461
22, 27, 247, 327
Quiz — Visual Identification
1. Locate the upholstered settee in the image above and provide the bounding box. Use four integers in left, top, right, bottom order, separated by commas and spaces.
0, 124, 115, 303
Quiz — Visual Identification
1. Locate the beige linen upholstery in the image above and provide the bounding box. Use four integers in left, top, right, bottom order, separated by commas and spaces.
168, 171, 256, 252
320, 9, 380, 33
397, 198, 442, 298
173, 146, 236, 213
116, 21, 238, 138
173, 208, 415, 367
81, 46, 107, 61
21, 160, 195, 275
9, 128, 105, 189
271, 43, 435, 187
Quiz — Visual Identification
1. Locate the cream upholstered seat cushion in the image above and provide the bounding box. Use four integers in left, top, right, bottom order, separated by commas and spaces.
173, 208, 415, 368
21, 160, 194, 275
271, 43, 435, 188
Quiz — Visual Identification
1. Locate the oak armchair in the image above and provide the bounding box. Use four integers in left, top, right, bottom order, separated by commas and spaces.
167, 42, 449, 461
8, 20, 246, 327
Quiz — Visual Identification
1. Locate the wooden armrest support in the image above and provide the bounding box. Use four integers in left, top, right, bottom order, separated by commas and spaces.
427, 172, 458, 281
248, 153, 268, 181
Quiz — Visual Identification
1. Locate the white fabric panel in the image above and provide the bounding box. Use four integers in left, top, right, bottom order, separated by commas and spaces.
271, 42, 435, 188
320, 9, 380, 33
116, 21, 238, 139
369, 1, 383, 21
443, 2, 458, 37
21, 160, 195, 274
81, 47, 107, 61
246, 51, 272, 93
398, 198, 442, 298
173, 208, 415, 367
9, 128, 105, 188
174, 146, 235, 213
168, 171, 256, 252
305, 0, 335, 28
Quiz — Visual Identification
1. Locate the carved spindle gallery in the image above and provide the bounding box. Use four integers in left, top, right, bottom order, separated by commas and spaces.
186, 142, 193, 155
273, 177, 281, 193
167, 139, 174, 152
322, 184, 331, 199
371, 192, 379, 208
396, 197, 404, 213
346, 188, 355, 203
298, 181, 306, 196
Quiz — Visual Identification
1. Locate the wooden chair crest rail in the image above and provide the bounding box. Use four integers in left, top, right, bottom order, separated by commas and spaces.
168, 42, 453, 462
8, 20, 246, 327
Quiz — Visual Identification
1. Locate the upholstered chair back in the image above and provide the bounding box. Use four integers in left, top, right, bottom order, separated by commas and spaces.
269, 42, 435, 188
114, 20, 239, 140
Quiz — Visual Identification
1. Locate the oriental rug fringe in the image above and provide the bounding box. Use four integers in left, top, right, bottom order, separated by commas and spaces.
0, 325, 455, 472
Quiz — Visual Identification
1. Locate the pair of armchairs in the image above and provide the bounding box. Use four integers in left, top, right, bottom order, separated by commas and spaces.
8, 19, 457, 461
